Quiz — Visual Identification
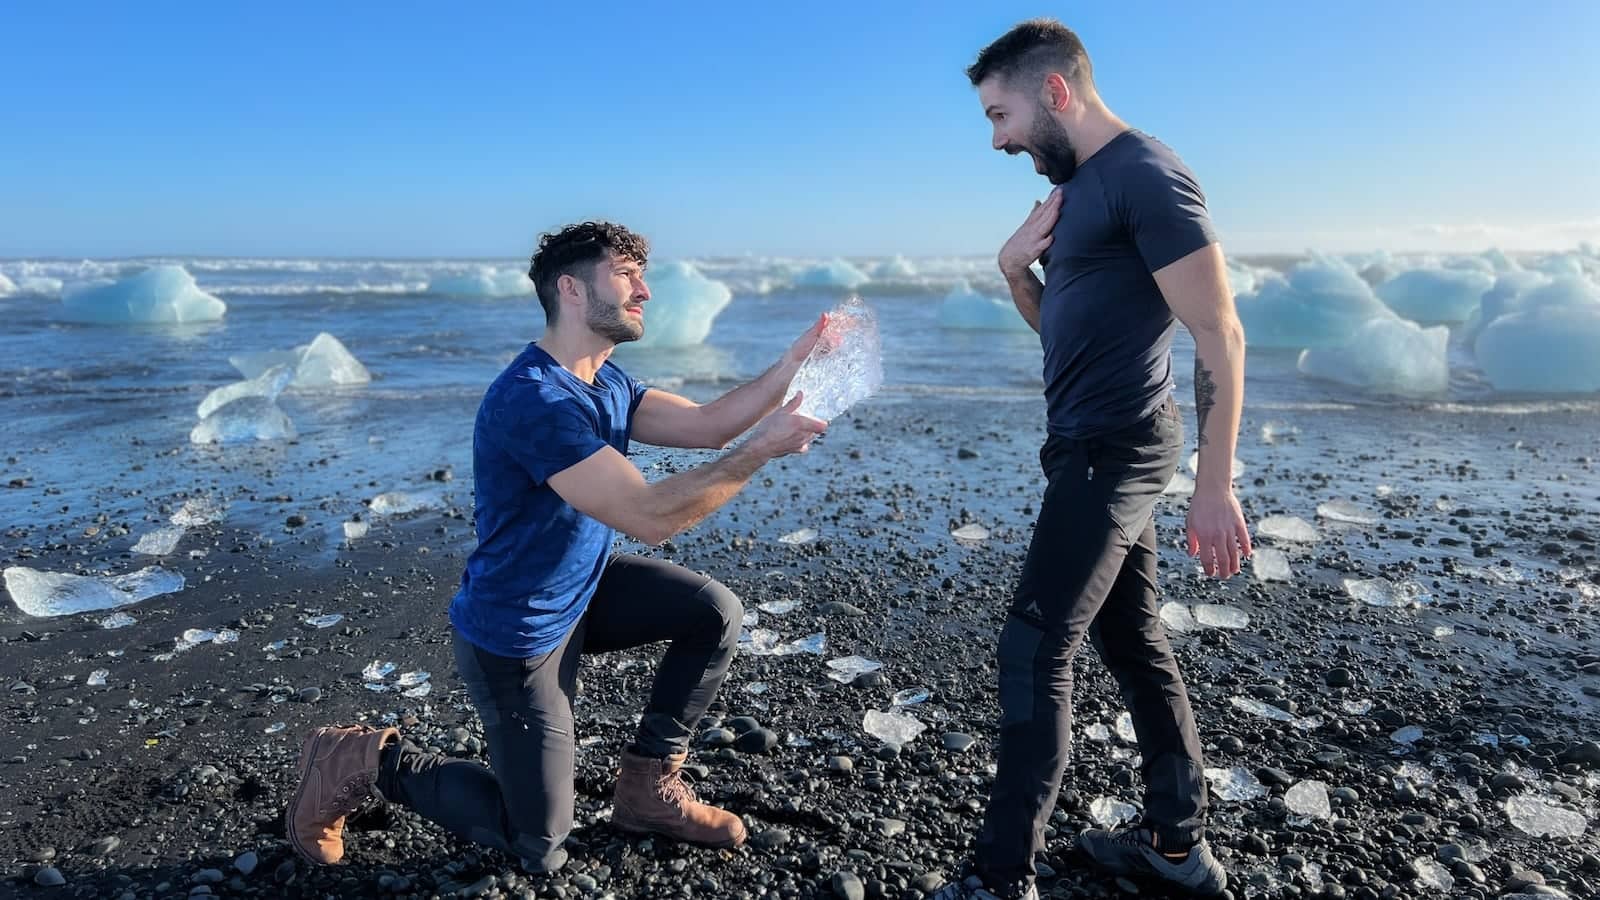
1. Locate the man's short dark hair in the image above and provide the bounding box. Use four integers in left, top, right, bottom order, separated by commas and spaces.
527, 221, 650, 323
966, 18, 1094, 92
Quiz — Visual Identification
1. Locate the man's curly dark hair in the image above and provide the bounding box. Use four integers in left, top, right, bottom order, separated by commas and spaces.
527, 221, 651, 323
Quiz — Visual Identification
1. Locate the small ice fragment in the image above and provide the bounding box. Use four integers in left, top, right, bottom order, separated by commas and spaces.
402, 683, 432, 699
742, 610, 759, 628
170, 497, 227, 527
1254, 512, 1318, 538
1503, 793, 1588, 838
1375, 484, 1394, 498
1163, 472, 1195, 497
305, 614, 344, 629
86, 669, 109, 687
863, 709, 925, 749
363, 661, 396, 681
131, 526, 186, 556
1194, 604, 1250, 629
1251, 548, 1294, 583
744, 682, 769, 695
394, 671, 430, 687
1187, 452, 1244, 479
100, 612, 136, 629
230, 332, 370, 387
779, 632, 827, 656
1432, 625, 1454, 639
778, 528, 818, 545
182, 628, 218, 644
1159, 602, 1197, 633
826, 655, 883, 683
1411, 857, 1455, 893
1285, 780, 1331, 819
1345, 577, 1429, 608
892, 687, 930, 707
4, 565, 185, 618
1115, 711, 1137, 743
342, 520, 369, 540
264, 722, 286, 734
1396, 761, 1435, 788
786, 733, 814, 748
197, 364, 294, 419
190, 396, 297, 445
1474, 732, 1500, 748
1317, 500, 1379, 525
263, 640, 287, 652
1391, 725, 1424, 745
1342, 699, 1373, 715
1230, 696, 1295, 723
369, 491, 441, 517
1205, 766, 1268, 802
1260, 421, 1300, 444
1084, 723, 1112, 743
1088, 796, 1140, 828
212, 629, 238, 644
364, 683, 391, 693
951, 523, 990, 541
740, 628, 782, 655
785, 296, 884, 421
758, 600, 799, 615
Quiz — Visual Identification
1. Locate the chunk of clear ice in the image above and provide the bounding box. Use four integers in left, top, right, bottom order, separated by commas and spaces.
778, 528, 817, 545
1502, 793, 1588, 838
1088, 796, 1139, 828
758, 600, 799, 615
1194, 604, 1250, 629
170, 496, 226, 527
197, 364, 294, 419
395, 671, 429, 687
305, 613, 344, 628
1115, 711, 1137, 743
1159, 602, 1197, 633
1318, 500, 1379, 525
86, 669, 109, 687
1257, 515, 1319, 543
1285, 780, 1331, 819
863, 709, 925, 749
1411, 857, 1455, 893
785, 297, 883, 422
1205, 766, 1267, 802
189, 396, 297, 445
363, 661, 396, 681
369, 491, 441, 516
131, 526, 186, 556
3, 565, 185, 618
1251, 548, 1293, 583
892, 687, 929, 707
950, 523, 990, 541
343, 520, 369, 540
826, 655, 883, 683
1345, 578, 1430, 608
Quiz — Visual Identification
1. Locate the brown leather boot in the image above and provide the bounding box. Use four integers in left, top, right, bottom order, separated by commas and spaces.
610, 750, 747, 848
286, 724, 399, 864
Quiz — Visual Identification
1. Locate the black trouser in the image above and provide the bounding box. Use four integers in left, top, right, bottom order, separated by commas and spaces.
374, 554, 742, 871
974, 398, 1207, 885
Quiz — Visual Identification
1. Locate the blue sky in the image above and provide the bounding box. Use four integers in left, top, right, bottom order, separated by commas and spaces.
2, 1, 1596, 259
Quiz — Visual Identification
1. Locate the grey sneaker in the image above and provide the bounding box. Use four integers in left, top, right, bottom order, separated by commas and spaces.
1075, 825, 1226, 895
927, 873, 1039, 900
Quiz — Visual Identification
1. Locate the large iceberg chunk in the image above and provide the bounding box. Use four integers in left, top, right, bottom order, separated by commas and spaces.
1475, 301, 1600, 394
427, 267, 533, 298
1375, 267, 1493, 324
1234, 256, 1398, 349
59, 265, 226, 324
787, 297, 883, 421
794, 259, 870, 291
634, 261, 733, 347
4, 565, 185, 617
197, 364, 294, 419
190, 396, 297, 444
230, 332, 371, 387
938, 281, 1033, 332
1297, 317, 1449, 397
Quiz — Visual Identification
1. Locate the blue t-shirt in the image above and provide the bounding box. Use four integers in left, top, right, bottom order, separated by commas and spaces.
1040, 129, 1218, 438
449, 343, 648, 658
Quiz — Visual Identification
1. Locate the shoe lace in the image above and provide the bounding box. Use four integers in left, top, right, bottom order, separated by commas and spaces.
657, 769, 698, 809
1112, 825, 1155, 848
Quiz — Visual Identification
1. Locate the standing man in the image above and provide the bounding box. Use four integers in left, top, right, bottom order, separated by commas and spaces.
287, 221, 831, 873
936, 19, 1251, 900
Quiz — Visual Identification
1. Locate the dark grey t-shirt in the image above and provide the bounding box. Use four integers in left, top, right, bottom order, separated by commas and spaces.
1039, 129, 1217, 439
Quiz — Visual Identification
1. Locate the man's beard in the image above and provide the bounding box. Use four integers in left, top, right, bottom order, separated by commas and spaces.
585, 283, 643, 344
1025, 109, 1078, 184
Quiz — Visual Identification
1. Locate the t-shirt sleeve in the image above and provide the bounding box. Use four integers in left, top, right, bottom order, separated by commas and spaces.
1117, 157, 1218, 273
485, 386, 608, 485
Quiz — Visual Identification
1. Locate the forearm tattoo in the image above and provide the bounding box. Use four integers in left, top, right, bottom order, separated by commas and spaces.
1194, 357, 1217, 447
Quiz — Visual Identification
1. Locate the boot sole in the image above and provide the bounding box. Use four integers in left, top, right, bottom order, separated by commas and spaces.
285, 728, 334, 865
611, 815, 747, 850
